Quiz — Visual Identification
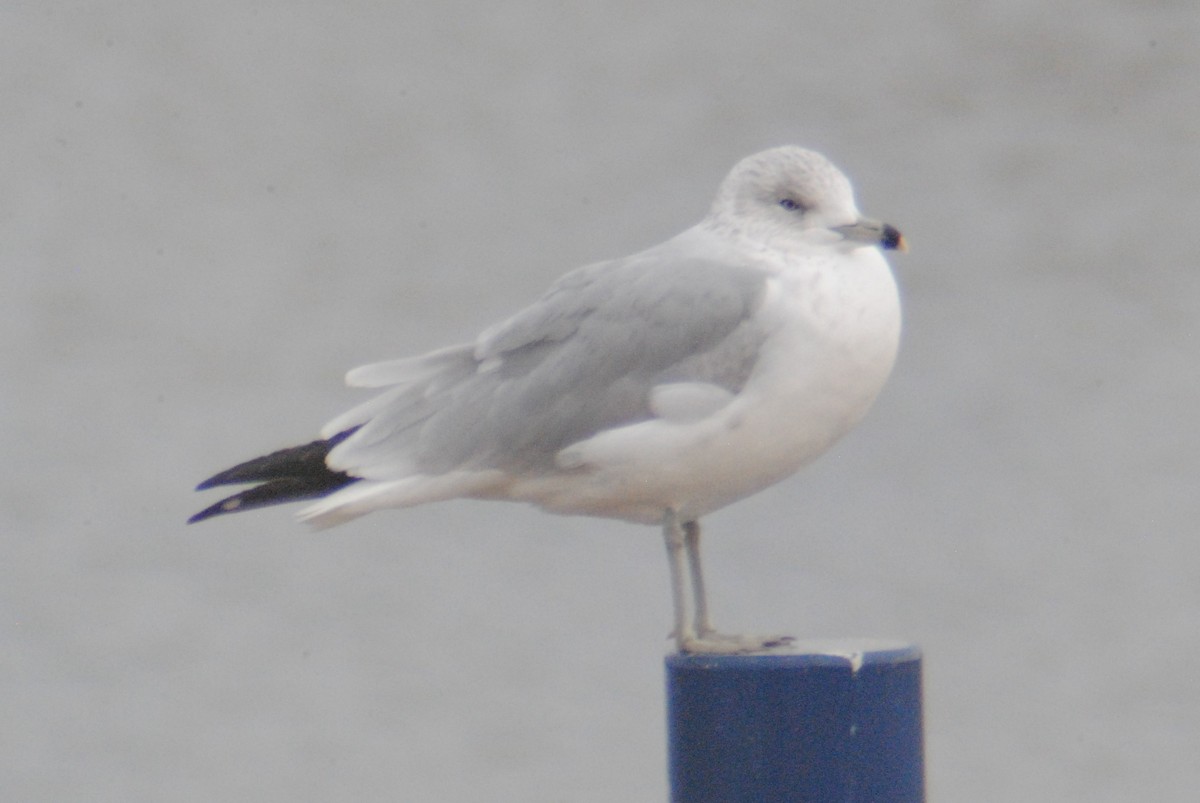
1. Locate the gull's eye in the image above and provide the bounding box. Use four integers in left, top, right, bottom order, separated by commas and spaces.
778, 197, 806, 213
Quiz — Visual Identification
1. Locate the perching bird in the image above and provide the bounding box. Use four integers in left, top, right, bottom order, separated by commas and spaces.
190, 146, 905, 654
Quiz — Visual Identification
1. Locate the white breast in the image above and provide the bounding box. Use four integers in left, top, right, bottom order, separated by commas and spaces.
508, 244, 901, 525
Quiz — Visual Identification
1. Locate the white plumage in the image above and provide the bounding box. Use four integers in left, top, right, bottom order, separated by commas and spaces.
192, 146, 905, 654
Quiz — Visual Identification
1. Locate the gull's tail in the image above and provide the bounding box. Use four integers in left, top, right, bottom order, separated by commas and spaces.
188, 427, 361, 524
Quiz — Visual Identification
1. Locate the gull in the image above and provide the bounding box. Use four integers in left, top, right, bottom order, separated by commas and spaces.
189, 146, 905, 654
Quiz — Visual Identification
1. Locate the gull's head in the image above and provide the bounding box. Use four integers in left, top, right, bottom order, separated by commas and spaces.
708, 146, 905, 252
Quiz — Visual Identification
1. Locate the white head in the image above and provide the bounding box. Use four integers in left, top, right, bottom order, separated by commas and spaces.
708, 146, 904, 251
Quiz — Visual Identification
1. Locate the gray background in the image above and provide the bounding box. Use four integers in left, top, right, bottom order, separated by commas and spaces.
4, 2, 1197, 801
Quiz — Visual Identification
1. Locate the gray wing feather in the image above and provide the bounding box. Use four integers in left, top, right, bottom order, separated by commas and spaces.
331, 252, 768, 479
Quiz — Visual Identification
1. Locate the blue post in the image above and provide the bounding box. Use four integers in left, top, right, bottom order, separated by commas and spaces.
666, 641, 924, 803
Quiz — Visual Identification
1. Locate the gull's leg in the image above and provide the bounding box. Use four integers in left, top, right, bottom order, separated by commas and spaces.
665, 515, 796, 655
662, 509, 695, 651
683, 520, 714, 638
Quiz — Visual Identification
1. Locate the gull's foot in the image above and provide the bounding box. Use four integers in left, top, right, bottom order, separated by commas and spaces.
676, 630, 795, 655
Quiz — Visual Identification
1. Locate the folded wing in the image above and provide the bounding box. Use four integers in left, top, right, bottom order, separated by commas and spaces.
328, 246, 770, 482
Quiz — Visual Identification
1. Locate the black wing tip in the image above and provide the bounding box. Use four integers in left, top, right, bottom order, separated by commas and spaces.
193, 465, 260, 491
193, 427, 361, 492
187, 494, 248, 524
188, 475, 359, 525
189, 432, 363, 525
188, 478, 355, 526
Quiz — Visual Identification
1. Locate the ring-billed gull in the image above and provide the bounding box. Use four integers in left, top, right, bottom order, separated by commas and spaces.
190, 146, 905, 654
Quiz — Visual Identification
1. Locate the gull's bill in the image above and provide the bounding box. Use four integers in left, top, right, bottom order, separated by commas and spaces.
833, 218, 907, 252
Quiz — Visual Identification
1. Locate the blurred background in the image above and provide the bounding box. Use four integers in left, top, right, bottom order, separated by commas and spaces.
3, 2, 1197, 800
